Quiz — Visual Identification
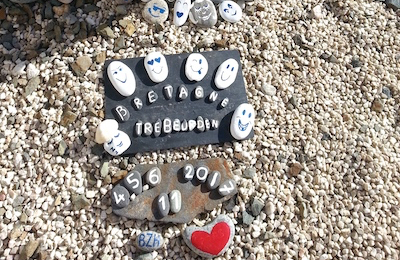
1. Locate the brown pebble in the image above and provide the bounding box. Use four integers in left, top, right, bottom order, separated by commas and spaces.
289, 162, 302, 176
0, 192, 5, 201
53, 4, 69, 16
112, 170, 128, 184
371, 99, 383, 113
215, 39, 228, 48
342, 114, 350, 121
0, 7, 6, 20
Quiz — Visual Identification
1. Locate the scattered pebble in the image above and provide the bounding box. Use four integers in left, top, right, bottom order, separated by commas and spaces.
19, 239, 40, 260
251, 197, 264, 216
288, 162, 303, 177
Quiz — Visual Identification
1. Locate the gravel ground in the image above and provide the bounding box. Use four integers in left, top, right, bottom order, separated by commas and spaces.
0, 0, 400, 259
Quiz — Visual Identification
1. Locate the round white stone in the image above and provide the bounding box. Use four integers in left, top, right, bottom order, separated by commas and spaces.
185, 53, 208, 81
214, 58, 239, 89
107, 61, 136, 97
95, 119, 119, 144
230, 103, 255, 140
219, 1, 242, 23
103, 130, 131, 156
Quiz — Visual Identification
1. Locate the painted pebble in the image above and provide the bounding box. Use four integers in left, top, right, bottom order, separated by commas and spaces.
95, 119, 118, 144
183, 164, 195, 181
157, 193, 170, 218
111, 185, 130, 208
163, 118, 172, 134
132, 97, 143, 110
144, 52, 168, 83
136, 231, 164, 252
169, 190, 182, 213
146, 167, 162, 186
215, 58, 239, 89
220, 97, 229, 108
219, 1, 242, 23
206, 171, 221, 190
189, 0, 218, 28
113, 105, 130, 122
142, 0, 169, 24
104, 130, 131, 156
194, 86, 204, 99
218, 179, 237, 196
230, 103, 255, 140
173, 0, 192, 26
123, 171, 143, 195
148, 90, 158, 104
185, 53, 209, 81
107, 61, 136, 97
196, 166, 209, 183
178, 85, 189, 100
196, 116, 205, 132
183, 215, 235, 258
208, 91, 218, 103
163, 84, 173, 100
154, 119, 162, 137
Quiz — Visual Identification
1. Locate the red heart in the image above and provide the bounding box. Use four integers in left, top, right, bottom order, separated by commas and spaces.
190, 222, 231, 256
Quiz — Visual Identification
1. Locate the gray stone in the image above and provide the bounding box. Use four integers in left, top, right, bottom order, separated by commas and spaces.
219, 97, 229, 108
100, 161, 109, 178
123, 171, 143, 195
208, 91, 218, 103
382, 87, 391, 98
153, 119, 162, 137
71, 55, 92, 77
169, 190, 182, 213
243, 168, 256, 179
83, 5, 100, 13
114, 105, 130, 122
120, 159, 129, 170
188, 120, 196, 131
24, 76, 40, 97
136, 231, 164, 252
135, 252, 156, 260
196, 116, 205, 132
163, 118, 172, 134
117, 0, 133, 4
204, 118, 210, 131
195, 166, 209, 183
242, 210, 254, 225
386, 0, 400, 10
261, 83, 277, 96
114, 36, 126, 52
71, 194, 90, 211
97, 24, 116, 39
111, 185, 130, 208
181, 119, 188, 132
143, 122, 153, 136
194, 86, 204, 99
351, 57, 362, 68
156, 193, 170, 218
45, 2, 53, 19
163, 84, 173, 100
189, 0, 218, 28
10, 0, 37, 3
251, 197, 264, 216
135, 121, 143, 136
218, 179, 237, 196
146, 167, 161, 186
206, 171, 221, 190
19, 239, 40, 260
178, 85, 188, 100
58, 140, 68, 156
183, 215, 235, 258
142, 0, 169, 24
210, 119, 219, 130
116, 5, 128, 16
183, 164, 194, 181
132, 97, 143, 110
173, 119, 181, 132
147, 90, 158, 104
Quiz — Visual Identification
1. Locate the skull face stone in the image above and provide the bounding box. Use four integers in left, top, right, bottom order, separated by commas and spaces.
189, 0, 217, 27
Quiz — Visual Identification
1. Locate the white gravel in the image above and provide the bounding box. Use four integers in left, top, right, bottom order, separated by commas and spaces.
0, 0, 400, 259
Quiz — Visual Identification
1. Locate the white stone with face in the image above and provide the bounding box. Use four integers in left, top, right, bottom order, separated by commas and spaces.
174, 0, 191, 26
230, 103, 255, 140
185, 53, 209, 81
107, 61, 136, 96
219, 1, 242, 23
214, 58, 239, 89
144, 52, 168, 83
95, 119, 119, 144
103, 130, 131, 156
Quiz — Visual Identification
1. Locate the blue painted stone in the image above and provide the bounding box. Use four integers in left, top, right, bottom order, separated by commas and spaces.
136, 231, 164, 252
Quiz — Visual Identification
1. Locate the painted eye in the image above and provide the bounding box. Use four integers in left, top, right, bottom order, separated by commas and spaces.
113, 71, 118, 75
117, 141, 123, 147
107, 138, 113, 145
119, 68, 122, 71
226, 64, 230, 69
204, 3, 209, 7
248, 113, 252, 118
224, 8, 228, 12
231, 67, 235, 71
195, 6, 201, 10
228, 3, 232, 8
199, 59, 202, 64
114, 133, 120, 138
155, 57, 161, 63
242, 110, 246, 116
183, 2, 188, 6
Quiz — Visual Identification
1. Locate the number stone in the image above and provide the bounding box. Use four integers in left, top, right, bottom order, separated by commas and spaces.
111, 185, 130, 208
123, 171, 142, 195
146, 167, 161, 187
169, 190, 182, 214
206, 171, 221, 190
183, 164, 194, 181
218, 179, 237, 196
136, 231, 164, 252
157, 193, 170, 218
196, 166, 209, 183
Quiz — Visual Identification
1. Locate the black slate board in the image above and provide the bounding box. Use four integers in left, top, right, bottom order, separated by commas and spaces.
104, 50, 253, 155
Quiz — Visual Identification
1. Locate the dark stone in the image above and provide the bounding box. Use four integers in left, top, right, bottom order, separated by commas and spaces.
173, 119, 180, 132
386, 0, 400, 10
132, 97, 143, 110
111, 185, 130, 208
143, 122, 153, 136
122, 171, 142, 195
177, 85, 188, 100
114, 36, 125, 52
113, 105, 130, 122
218, 179, 236, 196
242, 210, 254, 225
83, 5, 100, 13
206, 171, 221, 190
3, 42, 13, 50
243, 168, 256, 179
183, 164, 194, 181
351, 58, 362, 68
153, 119, 162, 137
321, 132, 332, 141
382, 87, 391, 98
196, 116, 205, 132
145, 167, 161, 186
147, 90, 158, 104
195, 166, 209, 183
251, 197, 264, 216
163, 84, 173, 100
289, 96, 297, 107
194, 86, 204, 99
156, 193, 170, 218
219, 97, 229, 108
44, 2, 53, 19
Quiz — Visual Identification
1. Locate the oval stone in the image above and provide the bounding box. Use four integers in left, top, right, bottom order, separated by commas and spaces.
183, 164, 194, 181
142, 0, 169, 25
189, 0, 217, 27
144, 52, 168, 83
219, 1, 242, 23
169, 190, 182, 214
157, 193, 170, 218
206, 171, 221, 190
185, 53, 208, 81
111, 185, 130, 208
218, 179, 237, 196
136, 231, 164, 252
107, 61, 136, 96
113, 105, 130, 122
123, 171, 142, 195
230, 103, 255, 140
95, 119, 118, 144
146, 167, 161, 187
103, 130, 131, 156
214, 58, 239, 89
196, 166, 209, 183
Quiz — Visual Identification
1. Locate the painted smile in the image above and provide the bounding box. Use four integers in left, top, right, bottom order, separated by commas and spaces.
238, 119, 249, 131
152, 67, 163, 74
116, 74, 127, 83
148, 8, 160, 17
221, 71, 231, 81
190, 65, 202, 74
200, 13, 211, 20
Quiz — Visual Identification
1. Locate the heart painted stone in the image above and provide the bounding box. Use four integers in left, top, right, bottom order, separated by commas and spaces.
183, 215, 235, 258
174, 0, 191, 26
144, 52, 168, 83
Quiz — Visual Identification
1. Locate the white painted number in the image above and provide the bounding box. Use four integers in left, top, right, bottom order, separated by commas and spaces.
196, 166, 209, 181
170, 191, 180, 210
159, 195, 166, 211
220, 181, 235, 194
210, 172, 218, 187
184, 164, 194, 180
126, 173, 140, 189
148, 168, 160, 185
113, 192, 125, 205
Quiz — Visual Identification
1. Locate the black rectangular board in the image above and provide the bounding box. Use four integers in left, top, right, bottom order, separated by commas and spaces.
104, 50, 253, 155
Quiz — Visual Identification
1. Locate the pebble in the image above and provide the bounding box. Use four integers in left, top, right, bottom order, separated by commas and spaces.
372, 99, 383, 112
156, 193, 170, 218
265, 201, 275, 216
58, 140, 68, 156
219, 1, 242, 23
71, 194, 90, 211
382, 87, 391, 98
261, 83, 277, 96
230, 103, 255, 140
183, 215, 235, 258
196, 116, 205, 132
144, 52, 168, 83
123, 171, 143, 195
135, 252, 158, 260
97, 25, 116, 38
26, 63, 39, 80
173, 0, 191, 26
114, 36, 126, 52
183, 163, 195, 181
58, 0, 73, 3
218, 179, 237, 196
386, 0, 400, 10
60, 109, 78, 127
189, 0, 218, 27
195, 165, 209, 182
243, 168, 256, 179
113, 105, 130, 122
206, 171, 221, 190
242, 211, 254, 225
288, 162, 302, 176
136, 231, 164, 252
24, 77, 40, 97
107, 61, 136, 97
116, 5, 128, 16
111, 185, 130, 208
311, 5, 323, 19
194, 86, 204, 99
146, 167, 161, 186
19, 239, 40, 260
178, 84, 189, 100
169, 190, 182, 213
95, 119, 119, 144
71, 55, 92, 77
100, 161, 109, 178
251, 198, 264, 216
53, 4, 69, 16
215, 58, 239, 89
142, 0, 169, 24
185, 53, 208, 81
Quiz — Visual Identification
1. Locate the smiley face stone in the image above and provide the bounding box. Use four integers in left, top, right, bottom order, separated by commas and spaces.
144, 52, 168, 83
107, 61, 136, 97
230, 103, 255, 140
142, 0, 169, 24
185, 53, 209, 81
103, 130, 132, 156
174, 0, 192, 26
219, 1, 242, 23
189, 0, 218, 28
214, 58, 239, 89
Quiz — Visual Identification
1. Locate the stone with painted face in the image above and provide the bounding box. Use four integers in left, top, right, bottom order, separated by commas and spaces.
185, 53, 209, 81
103, 130, 131, 156
214, 58, 239, 89
95, 119, 119, 144
144, 52, 168, 83
142, 0, 169, 24
174, 0, 192, 26
219, 1, 242, 23
107, 61, 136, 97
230, 103, 255, 140
189, 0, 218, 28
